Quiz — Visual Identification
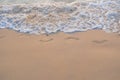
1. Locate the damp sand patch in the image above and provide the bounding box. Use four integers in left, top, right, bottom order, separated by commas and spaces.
92, 40, 108, 44
0, 35, 5, 39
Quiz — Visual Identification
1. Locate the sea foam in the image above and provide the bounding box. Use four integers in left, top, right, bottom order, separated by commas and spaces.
0, 0, 120, 34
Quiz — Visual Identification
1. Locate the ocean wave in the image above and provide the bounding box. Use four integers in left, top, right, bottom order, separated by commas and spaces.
0, 0, 120, 34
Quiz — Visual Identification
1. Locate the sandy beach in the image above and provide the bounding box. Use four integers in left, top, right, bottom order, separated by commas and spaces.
0, 29, 120, 80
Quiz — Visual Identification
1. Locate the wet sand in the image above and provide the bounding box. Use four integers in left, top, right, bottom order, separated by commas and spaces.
0, 29, 120, 80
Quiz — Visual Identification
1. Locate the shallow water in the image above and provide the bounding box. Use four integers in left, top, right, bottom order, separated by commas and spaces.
0, 0, 120, 34
0, 0, 76, 4
0, 0, 95, 4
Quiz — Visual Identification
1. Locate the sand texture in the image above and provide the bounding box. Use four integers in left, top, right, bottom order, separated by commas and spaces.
0, 29, 120, 80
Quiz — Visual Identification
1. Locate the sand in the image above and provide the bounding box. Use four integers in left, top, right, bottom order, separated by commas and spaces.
0, 29, 120, 80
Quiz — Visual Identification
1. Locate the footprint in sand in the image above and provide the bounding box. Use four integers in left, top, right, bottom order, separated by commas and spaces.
0, 35, 5, 39
92, 40, 108, 44
65, 37, 79, 40
18, 34, 25, 37
39, 38, 53, 42
118, 34, 120, 37
18, 34, 32, 38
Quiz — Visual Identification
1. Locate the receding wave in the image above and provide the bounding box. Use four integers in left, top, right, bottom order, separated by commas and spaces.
0, 0, 120, 34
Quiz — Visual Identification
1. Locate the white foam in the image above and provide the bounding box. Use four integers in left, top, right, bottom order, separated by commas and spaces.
0, 0, 120, 34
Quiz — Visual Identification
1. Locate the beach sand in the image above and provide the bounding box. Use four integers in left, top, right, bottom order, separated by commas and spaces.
0, 29, 120, 80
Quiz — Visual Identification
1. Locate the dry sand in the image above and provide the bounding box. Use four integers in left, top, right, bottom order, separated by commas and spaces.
0, 29, 120, 80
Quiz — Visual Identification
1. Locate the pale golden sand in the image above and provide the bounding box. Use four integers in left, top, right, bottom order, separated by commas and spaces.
0, 29, 120, 80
